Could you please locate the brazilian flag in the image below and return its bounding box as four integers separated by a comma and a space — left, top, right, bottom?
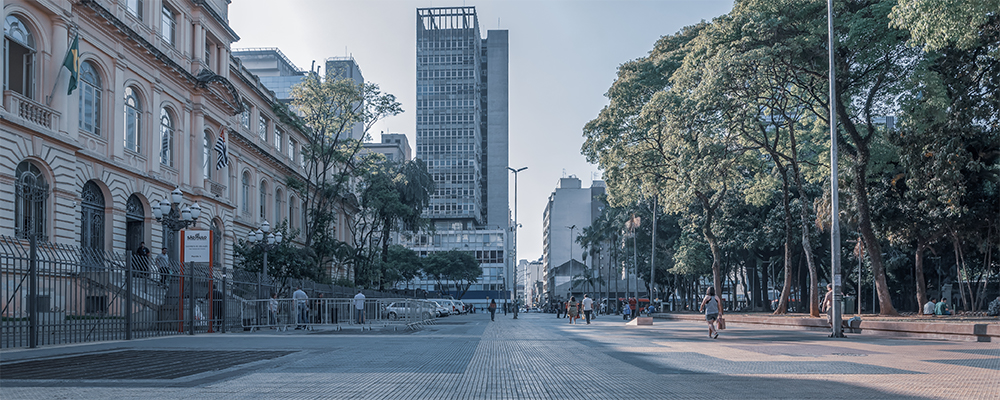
62, 34, 79, 95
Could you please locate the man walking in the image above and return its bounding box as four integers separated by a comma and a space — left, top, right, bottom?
292, 287, 308, 329
155, 247, 170, 284
582, 294, 594, 324
354, 290, 366, 324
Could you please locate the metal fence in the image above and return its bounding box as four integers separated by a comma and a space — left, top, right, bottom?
241, 298, 438, 331
0, 235, 433, 349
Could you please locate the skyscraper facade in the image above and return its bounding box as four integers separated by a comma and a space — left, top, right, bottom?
405, 7, 510, 309
416, 7, 508, 229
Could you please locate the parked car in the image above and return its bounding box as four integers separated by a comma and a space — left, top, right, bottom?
432, 299, 461, 315
383, 301, 433, 321
428, 301, 450, 317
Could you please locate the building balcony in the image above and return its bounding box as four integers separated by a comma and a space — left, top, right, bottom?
4, 90, 60, 131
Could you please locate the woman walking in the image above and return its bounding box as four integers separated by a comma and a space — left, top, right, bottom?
567, 296, 580, 324
699, 287, 723, 339
488, 298, 497, 321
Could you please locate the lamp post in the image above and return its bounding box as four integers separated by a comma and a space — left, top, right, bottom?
827, 0, 844, 338
248, 221, 282, 328
152, 188, 201, 334
508, 166, 526, 319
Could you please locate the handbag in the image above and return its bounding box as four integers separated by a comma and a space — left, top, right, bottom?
717, 316, 726, 330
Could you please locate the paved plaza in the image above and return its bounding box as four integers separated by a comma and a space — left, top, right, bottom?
1, 313, 998, 399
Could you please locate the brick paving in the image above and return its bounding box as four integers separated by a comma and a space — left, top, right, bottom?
1, 313, 998, 399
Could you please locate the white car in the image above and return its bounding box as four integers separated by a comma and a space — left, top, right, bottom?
432, 299, 461, 315
428, 301, 450, 317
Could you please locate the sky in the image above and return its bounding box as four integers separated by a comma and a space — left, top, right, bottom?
229, 0, 735, 262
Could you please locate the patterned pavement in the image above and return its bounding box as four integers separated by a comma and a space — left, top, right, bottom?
1, 312, 998, 399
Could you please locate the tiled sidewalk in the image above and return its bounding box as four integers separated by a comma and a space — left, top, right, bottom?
1, 313, 997, 399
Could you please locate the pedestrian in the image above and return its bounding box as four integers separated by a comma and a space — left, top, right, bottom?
155, 247, 170, 284
628, 297, 637, 319
268, 292, 279, 328
293, 287, 308, 329
987, 296, 1000, 317
354, 290, 366, 324
133, 241, 151, 278
935, 297, 952, 315
207, 283, 224, 331
582, 294, 593, 324
699, 286, 723, 339
622, 302, 631, 321
820, 283, 834, 326
488, 298, 497, 321
923, 298, 937, 316
567, 296, 579, 324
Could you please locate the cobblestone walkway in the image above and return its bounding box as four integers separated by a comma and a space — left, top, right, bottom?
1, 313, 998, 399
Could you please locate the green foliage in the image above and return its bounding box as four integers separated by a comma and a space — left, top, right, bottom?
233, 223, 325, 284
890, 0, 1000, 51
423, 250, 482, 299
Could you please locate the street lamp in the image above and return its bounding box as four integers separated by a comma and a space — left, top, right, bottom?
152, 187, 201, 233
248, 220, 283, 293
248, 221, 282, 328
151, 187, 201, 334
508, 166, 526, 319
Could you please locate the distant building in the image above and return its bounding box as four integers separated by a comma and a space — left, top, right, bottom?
232, 48, 307, 102
325, 57, 365, 141
361, 133, 412, 163
542, 177, 608, 301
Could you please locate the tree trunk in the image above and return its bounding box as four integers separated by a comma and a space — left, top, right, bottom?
789, 138, 820, 317
914, 239, 930, 312
775, 172, 794, 315
852, 158, 898, 315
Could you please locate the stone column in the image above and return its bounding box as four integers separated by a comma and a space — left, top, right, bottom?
50, 19, 70, 134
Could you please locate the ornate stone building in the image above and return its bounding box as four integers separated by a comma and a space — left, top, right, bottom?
0, 0, 350, 280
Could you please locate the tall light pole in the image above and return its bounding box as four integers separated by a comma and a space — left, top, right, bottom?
828, 0, 844, 338
508, 167, 526, 319
152, 188, 202, 335
248, 221, 282, 328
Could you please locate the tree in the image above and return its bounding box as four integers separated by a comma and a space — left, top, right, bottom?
287, 73, 402, 279
351, 158, 434, 289
382, 244, 424, 290
583, 23, 742, 298
423, 250, 482, 299
234, 223, 322, 287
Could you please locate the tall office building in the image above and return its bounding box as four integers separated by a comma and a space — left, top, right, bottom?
326, 57, 366, 141
402, 7, 510, 309
416, 7, 508, 229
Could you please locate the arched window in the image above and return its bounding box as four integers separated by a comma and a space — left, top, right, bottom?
159, 108, 174, 166
275, 188, 283, 224
15, 161, 48, 240
259, 180, 268, 221
203, 130, 212, 180
80, 61, 102, 135
4, 15, 36, 98
123, 87, 141, 152
80, 181, 105, 252
241, 171, 251, 216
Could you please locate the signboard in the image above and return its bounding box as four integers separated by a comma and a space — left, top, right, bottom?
182, 230, 211, 262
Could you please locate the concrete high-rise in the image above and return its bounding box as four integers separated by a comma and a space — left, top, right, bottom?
399, 7, 510, 309
416, 7, 508, 229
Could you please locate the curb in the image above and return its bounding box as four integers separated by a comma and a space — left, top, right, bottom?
654, 313, 999, 342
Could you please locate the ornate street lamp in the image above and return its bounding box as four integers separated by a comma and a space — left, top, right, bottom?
248, 221, 282, 327
152, 187, 201, 233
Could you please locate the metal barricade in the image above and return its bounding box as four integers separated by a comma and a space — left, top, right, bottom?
241, 298, 437, 331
